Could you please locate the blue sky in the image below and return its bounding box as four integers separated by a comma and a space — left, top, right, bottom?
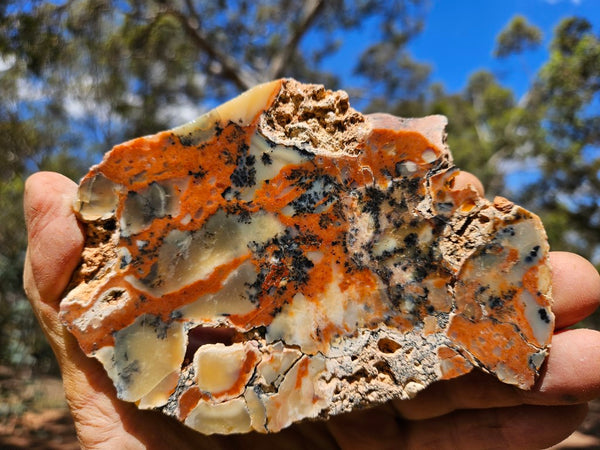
320, 0, 599, 99
409, 0, 599, 96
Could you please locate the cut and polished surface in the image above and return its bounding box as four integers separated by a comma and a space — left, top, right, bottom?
60, 79, 554, 434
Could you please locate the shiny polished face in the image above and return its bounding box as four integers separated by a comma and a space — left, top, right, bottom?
61, 79, 554, 435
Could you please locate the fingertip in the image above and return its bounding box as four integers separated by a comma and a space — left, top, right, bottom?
504, 403, 589, 449
24, 171, 79, 237
24, 171, 84, 306
550, 252, 600, 329
407, 403, 588, 450
532, 329, 600, 404
25, 170, 78, 199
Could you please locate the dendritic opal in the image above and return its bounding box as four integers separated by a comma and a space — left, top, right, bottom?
60, 79, 554, 435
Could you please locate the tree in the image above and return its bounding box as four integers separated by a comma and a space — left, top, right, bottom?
0, 0, 430, 372
408, 71, 522, 197
500, 18, 600, 266
1, 0, 429, 151
493, 15, 542, 58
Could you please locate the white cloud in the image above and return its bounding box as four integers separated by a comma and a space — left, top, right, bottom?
496, 156, 541, 175
157, 94, 208, 127
61, 75, 111, 121
0, 54, 16, 72
15, 78, 45, 102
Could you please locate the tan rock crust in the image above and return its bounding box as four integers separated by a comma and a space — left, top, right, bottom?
259, 79, 366, 155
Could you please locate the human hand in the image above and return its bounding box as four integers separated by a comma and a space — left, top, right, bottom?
23, 171, 600, 449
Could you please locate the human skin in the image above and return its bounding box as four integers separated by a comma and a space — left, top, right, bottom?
23, 171, 600, 449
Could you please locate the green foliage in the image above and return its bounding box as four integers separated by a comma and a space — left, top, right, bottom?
0, 175, 57, 372
494, 15, 542, 58
520, 18, 600, 264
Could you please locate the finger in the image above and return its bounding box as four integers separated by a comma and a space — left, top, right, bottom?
326, 403, 409, 448
21, 172, 125, 422
549, 251, 600, 329
407, 403, 588, 450
524, 329, 600, 404
453, 170, 485, 196
23, 171, 84, 307
394, 371, 523, 421
23, 171, 85, 375
327, 401, 587, 450
394, 328, 600, 420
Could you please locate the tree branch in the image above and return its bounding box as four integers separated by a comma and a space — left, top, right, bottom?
183, 0, 201, 28
268, 0, 326, 80
162, 8, 261, 91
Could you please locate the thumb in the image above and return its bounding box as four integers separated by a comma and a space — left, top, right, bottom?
24, 171, 84, 307
23, 171, 85, 368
